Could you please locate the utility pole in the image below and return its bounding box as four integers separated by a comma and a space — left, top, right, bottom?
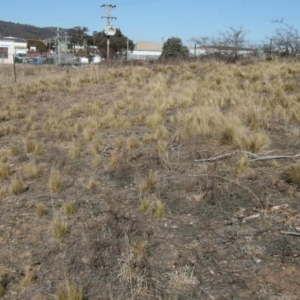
55, 27, 61, 65
126, 38, 129, 60
101, 4, 116, 62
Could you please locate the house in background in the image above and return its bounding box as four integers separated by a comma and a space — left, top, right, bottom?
0, 37, 27, 64
127, 41, 163, 61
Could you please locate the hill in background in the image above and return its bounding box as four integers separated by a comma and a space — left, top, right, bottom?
0, 20, 66, 39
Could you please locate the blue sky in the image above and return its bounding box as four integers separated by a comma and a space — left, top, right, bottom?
1, 0, 299, 46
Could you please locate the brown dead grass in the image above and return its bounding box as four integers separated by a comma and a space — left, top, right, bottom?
1, 59, 300, 299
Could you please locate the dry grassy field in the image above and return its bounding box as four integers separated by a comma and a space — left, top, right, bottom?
1, 58, 300, 299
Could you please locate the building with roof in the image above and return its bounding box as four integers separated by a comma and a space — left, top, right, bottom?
0, 37, 27, 64
127, 41, 163, 61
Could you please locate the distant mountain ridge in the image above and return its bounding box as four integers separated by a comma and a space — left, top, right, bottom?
0, 20, 68, 39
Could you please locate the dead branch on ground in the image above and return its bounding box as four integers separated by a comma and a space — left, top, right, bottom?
194, 150, 300, 163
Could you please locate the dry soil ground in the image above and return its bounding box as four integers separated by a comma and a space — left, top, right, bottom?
0, 60, 300, 299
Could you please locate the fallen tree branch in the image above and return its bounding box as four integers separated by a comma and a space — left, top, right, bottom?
194, 150, 300, 163
250, 153, 300, 162
194, 152, 237, 162
280, 231, 300, 237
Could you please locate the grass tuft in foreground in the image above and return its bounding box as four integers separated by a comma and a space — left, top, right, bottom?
20, 270, 35, 288
36, 203, 46, 218
52, 217, 69, 240
282, 162, 300, 186
0, 164, 11, 179
140, 170, 158, 191
56, 280, 85, 300
11, 176, 25, 195
49, 168, 63, 193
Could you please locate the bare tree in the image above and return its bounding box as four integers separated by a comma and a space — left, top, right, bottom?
271, 19, 300, 57
218, 27, 248, 58
192, 27, 248, 61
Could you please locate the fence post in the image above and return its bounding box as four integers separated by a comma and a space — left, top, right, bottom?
13, 55, 16, 83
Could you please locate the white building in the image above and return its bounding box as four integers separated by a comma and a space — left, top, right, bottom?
127, 41, 163, 60
0, 37, 27, 64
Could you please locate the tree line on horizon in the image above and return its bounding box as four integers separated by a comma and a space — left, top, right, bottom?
1, 19, 299, 60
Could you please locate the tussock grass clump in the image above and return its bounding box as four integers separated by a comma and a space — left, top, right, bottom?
220, 126, 236, 145
63, 201, 77, 216
0, 186, 7, 197
140, 170, 158, 191
36, 203, 46, 218
282, 162, 300, 186
90, 137, 102, 155
142, 133, 155, 145
69, 139, 85, 159
0, 283, 4, 297
146, 113, 163, 128
92, 156, 102, 167
114, 136, 125, 150
235, 153, 250, 174
0, 152, 8, 163
0, 164, 11, 179
139, 197, 152, 214
153, 125, 169, 140
53, 217, 69, 240
23, 137, 36, 153
24, 162, 42, 179
109, 151, 119, 168
34, 143, 44, 156
154, 199, 165, 219
157, 140, 168, 154
11, 176, 25, 195
239, 131, 270, 153
10, 145, 20, 156
87, 178, 97, 190
68, 145, 82, 159
168, 265, 198, 290
56, 280, 85, 300
49, 168, 63, 193
132, 241, 146, 258
127, 136, 140, 151
139, 197, 165, 218
21, 270, 35, 288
